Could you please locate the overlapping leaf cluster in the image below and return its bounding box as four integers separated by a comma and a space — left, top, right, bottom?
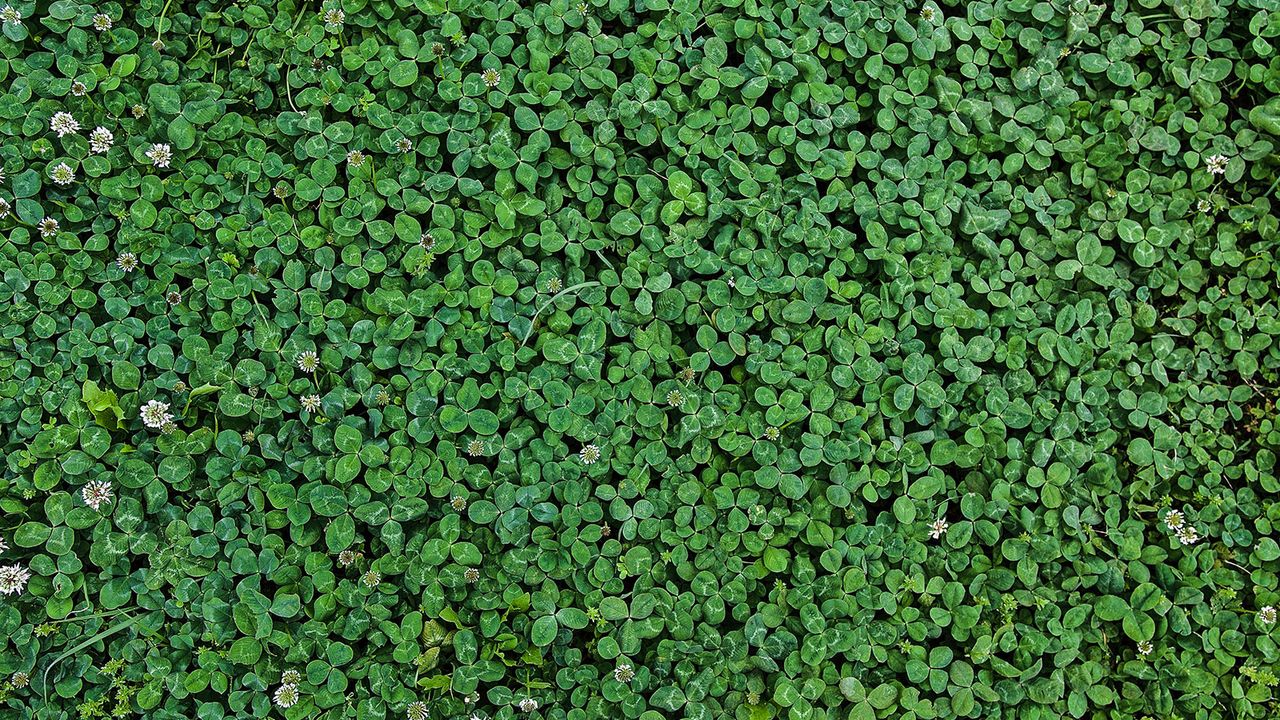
2, 0, 1280, 718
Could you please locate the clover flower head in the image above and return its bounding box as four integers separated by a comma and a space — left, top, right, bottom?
274, 683, 300, 709
419, 231, 436, 250
579, 444, 601, 465
0, 535, 6, 553
1176, 525, 1200, 546
50, 112, 80, 137
577, 0, 588, 12
0, 198, 9, 219
1197, 199, 1212, 213
297, 351, 319, 373
1205, 154, 1229, 175
361, 570, 381, 588
323, 7, 345, 32
1261, 606, 1277, 625
301, 395, 322, 412
10, 671, 28, 688
1137, 640, 1153, 656
281, 670, 302, 685
146, 143, 172, 168
337, 550, 359, 567
39, 217, 60, 237
451, 496, 467, 511
71, 81, 87, 97
464, 567, 481, 583
131, 104, 146, 118
666, 389, 684, 408
92, 13, 112, 31
432, 42, 446, 57
82, 481, 114, 511
396, 138, 413, 153
50, 163, 75, 186
90, 127, 114, 153
482, 68, 502, 89
116, 252, 138, 272
929, 518, 949, 540
466, 439, 485, 456
407, 701, 430, 720
0, 5, 21, 26
346, 150, 366, 167
764, 426, 780, 441
167, 290, 182, 305
518, 698, 538, 713
376, 389, 391, 406
1163, 509, 1185, 531
140, 399, 172, 429
0, 564, 31, 595
546, 276, 562, 293
920, 6, 936, 20
614, 664, 635, 682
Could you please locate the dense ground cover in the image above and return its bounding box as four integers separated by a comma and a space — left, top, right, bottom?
1, 0, 1280, 719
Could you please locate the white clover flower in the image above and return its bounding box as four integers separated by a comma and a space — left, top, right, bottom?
1197, 199, 1212, 214
727, 275, 736, 288
1176, 525, 1200, 546
396, 138, 413, 153
0, 5, 21, 26
482, 68, 502, 89
929, 518, 949, 540
518, 698, 538, 713
274, 683, 300, 709
1261, 606, 1277, 625
146, 143, 172, 168
0, 564, 31, 595
0, 535, 7, 553
614, 663, 635, 682
666, 389, 684, 407
764, 426, 780, 441
464, 567, 480, 583
281, 670, 302, 685
1163, 509, 1185, 530
140, 399, 172, 429
39, 217, 59, 237
296, 351, 319, 373
407, 701, 430, 720
546, 276, 562, 293
920, 6, 936, 20
323, 7, 345, 32
166, 290, 182, 305
361, 570, 381, 588
10, 671, 28, 688
451, 495, 467, 511
0, 198, 10, 219
419, 231, 436, 251
50, 112, 80, 137
92, 13, 112, 31
50, 162, 75, 186
116, 252, 138, 272
466, 439, 485, 456
82, 480, 114, 511
301, 394, 322, 412
90, 127, 114, 154
70, 81, 87, 97
1205, 154, 1229, 175
346, 150, 366, 167
579, 444, 601, 465
1137, 640, 1153, 656
576, 0, 588, 13
337, 549, 360, 567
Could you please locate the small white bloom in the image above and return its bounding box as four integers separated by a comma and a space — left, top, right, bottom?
70, 80, 87, 97
0, 198, 10, 219
518, 698, 538, 713
666, 389, 684, 407
0, 535, 7, 553
1137, 640, 1153, 656
274, 683, 300, 709
727, 276, 735, 288
1205, 154, 1229, 175
419, 231, 436, 251
323, 7, 345, 32
50, 162, 75, 186
466, 439, 485, 456
1197, 199, 1212, 213
92, 13, 112, 31
296, 351, 319, 373
464, 567, 480, 583
0, 564, 31, 595
90, 126, 114, 154
82, 480, 114, 511
1176, 525, 1200, 546
9, 671, 28, 688
613, 663, 635, 682
1163, 509, 1184, 530
281, 670, 302, 685
920, 6, 936, 20
50, 112, 80, 137
579, 444, 601, 465
116, 252, 138, 272
407, 701, 430, 720
362, 570, 381, 588
396, 138, 413, 153
0, 5, 21, 26
929, 518, 949, 540
39, 217, 59, 237
301, 394, 322, 412
146, 143, 172, 169
482, 68, 502, 89
140, 399, 172, 429
1261, 606, 1277, 625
